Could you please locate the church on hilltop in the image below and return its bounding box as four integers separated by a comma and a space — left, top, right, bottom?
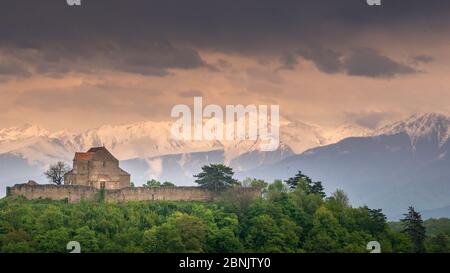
64, 147, 131, 190
7, 146, 261, 203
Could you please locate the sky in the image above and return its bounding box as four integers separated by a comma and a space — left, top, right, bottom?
1, 0, 450, 132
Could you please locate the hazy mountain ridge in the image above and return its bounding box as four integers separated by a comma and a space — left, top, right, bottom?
239, 113, 450, 219
2, 113, 450, 219
0, 118, 367, 165
0, 118, 367, 196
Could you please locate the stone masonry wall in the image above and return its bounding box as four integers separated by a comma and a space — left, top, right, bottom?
6, 184, 261, 203
7, 184, 98, 203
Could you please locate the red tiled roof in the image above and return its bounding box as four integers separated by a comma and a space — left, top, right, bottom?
74, 152, 94, 161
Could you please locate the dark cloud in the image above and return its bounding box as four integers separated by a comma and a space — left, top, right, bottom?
345, 111, 393, 129
0, 41, 206, 77
2, 1, 449, 50
343, 48, 417, 78
0, 0, 448, 77
0, 58, 31, 78
106, 42, 206, 76
278, 53, 299, 70
296, 47, 416, 78
298, 47, 343, 74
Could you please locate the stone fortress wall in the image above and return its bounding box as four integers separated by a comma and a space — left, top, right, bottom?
6, 183, 261, 203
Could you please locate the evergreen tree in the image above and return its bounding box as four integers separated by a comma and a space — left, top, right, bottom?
367, 207, 387, 235
285, 171, 326, 198
194, 164, 238, 192
310, 181, 326, 198
401, 206, 426, 252
284, 171, 312, 190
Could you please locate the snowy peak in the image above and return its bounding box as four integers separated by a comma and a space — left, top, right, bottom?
59, 120, 223, 160
375, 113, 450, 147
0, 117, 376, 164
320, 123, 373, 144
0, 124, 50, 142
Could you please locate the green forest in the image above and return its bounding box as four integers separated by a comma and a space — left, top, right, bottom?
0, 166, 449, 253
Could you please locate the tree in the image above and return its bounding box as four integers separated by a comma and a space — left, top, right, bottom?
207, 227, 243, 253
304, 206, 343, 252
284, 171, 312, 190
240, 177, 253, 188
245, 214, 299, 252
366, 207, 387, 235
401, 206, 426, 252
44, 161, 69, 185
161, 181, 176, 187
143, 223, 184, 253
310, 181, 326, 198
428, 233, 449, 253
284, 171, 325, 198
1, 174, 437, 254
250, 179, 268, 190
73, 226, 99, 252
239, 178, 268, 196
144, 179, 161, 188
171, 213, 207, 252
194, 164, 238, 192
330, 189, 350, 208
266, 180, 288, 200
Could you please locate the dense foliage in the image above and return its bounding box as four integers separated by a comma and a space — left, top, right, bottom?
0, 170, 449, 253
391, 217, 450, 253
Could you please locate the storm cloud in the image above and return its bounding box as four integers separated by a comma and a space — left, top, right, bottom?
0, 0, 449, 131
295, 47, 417, 78
343, 48, 417, 78
0, 0, 448, 78
298, 47, 343, 74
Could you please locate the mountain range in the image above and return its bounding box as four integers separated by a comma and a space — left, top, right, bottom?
0, 118, 366, 189
240, 113, 450, 218
1, 113, 450, 219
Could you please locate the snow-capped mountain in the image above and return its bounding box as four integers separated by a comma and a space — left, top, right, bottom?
2, 112, 450, 217
0, 124, 72, 163
3, 112, 450, 218
0, 124, 49, 142
0, 117, 369, 195
240, 113, 450, 219
0, 118, 363, 165
375, 113, 450, 149
322, 123, 373, 144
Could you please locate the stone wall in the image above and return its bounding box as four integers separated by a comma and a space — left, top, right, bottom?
105, 186, 216, 202
7, 184, 98, 203
6, 183, 261, 203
